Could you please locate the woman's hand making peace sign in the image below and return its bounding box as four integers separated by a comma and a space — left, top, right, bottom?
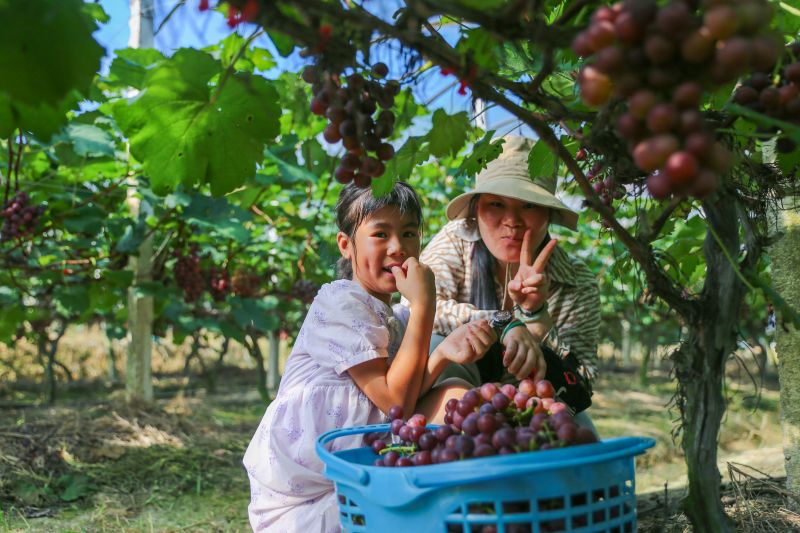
507, 229, 558, 312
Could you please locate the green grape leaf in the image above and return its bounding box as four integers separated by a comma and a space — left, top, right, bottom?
428, 110, 471, 158
528, 140, 558, 187
0, 93, 13, 138
89, 284, 119, 314
777, 145, 800, 174
182, 194, 252, 240
372, 174, 398, 197
216, 32, 265, 72
112, 48, 281, 196
58, 123, 116, 158
0, 304, 24, 344
10, 91, 82, 141
0, 0, 102, 106
107, 48, 165, 89
263, 147, 317, 184
231, 297, 279, 332
54, 285, 90, 318
456, 131, 504, 177
81, 2, 110, 23
268, 31, 296, 57
114, 220, 147, 254
456, 28, 499, 72
251, 48, 276, 71
63, 205, 107, 236
384, 136, 429, 182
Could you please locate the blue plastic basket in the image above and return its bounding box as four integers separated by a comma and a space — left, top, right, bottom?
317, 424, 654, 533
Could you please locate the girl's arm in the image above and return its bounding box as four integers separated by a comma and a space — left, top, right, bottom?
403, 224, 492, 335
348, 258, 435, 417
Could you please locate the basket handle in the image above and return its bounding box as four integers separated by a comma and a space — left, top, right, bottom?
317, 424, 392, 486
406, 437, 655, 489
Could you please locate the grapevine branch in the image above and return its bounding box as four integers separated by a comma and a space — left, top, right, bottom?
254, 0, 700, 319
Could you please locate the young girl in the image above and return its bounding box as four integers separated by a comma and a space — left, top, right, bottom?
243, 182, 495, 532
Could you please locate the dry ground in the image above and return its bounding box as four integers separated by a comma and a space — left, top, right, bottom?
0, 328, 796, 532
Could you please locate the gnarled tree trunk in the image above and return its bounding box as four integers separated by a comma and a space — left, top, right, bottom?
677, 195, 751, 532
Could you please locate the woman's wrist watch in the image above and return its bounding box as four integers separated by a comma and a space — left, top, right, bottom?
490, 310, 525, 342
490, 310, 513, 338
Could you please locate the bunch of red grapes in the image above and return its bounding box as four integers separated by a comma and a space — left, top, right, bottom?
208, 266, 231, 302
232, 268, 261, 298
574, 0, 778, 200
734, 42, 800, 155
291, 279, 318, 305
174, 247, 205, 302
365, 379, 597, 467
302, 63, 399, 187
0, 192, 45, 242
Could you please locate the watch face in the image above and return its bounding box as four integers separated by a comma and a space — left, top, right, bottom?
494, 310, 513, 322
491, 310, 513, 327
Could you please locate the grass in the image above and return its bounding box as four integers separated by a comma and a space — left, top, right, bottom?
0, 331, 788, 532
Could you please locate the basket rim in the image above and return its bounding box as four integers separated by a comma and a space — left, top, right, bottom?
317, 423, 655, 483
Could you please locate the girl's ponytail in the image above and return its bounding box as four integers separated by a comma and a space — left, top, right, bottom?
336, 257, 353, 280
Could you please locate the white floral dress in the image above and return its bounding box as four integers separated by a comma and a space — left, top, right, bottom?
243, 279, 409, 532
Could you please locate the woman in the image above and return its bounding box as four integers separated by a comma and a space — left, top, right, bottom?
412, 136, 601, 427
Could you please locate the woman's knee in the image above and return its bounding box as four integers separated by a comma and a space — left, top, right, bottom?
416, 379, 473, 424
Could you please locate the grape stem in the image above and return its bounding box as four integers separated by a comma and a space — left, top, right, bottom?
210, 27, 264, 105
380, 444, 416, 455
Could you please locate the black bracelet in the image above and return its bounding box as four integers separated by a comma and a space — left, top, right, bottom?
514, 302, 549, 322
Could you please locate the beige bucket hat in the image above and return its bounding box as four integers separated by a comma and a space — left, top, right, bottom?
446, 135, 578, 231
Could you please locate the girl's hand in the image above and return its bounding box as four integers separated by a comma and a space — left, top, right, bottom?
393, 257, 435, 307
507, 230, 557, 313
501, 325, 546, 381
435, 320, 496, 365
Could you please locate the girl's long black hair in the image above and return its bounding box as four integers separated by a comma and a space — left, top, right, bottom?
335, 182, 423, 279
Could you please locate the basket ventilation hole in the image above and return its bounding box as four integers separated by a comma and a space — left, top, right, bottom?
467, 502, 496, 515
351, 514, 366, 526
502, 500, 530, 514
570, 493, 588, 507
610, 527, 621, 533
539, 518, 566, 532
571, 514, 588, 528
592, 488, 605, 502
609, 485, 621, 498
502, 525, 532, 533
610, 505, 621, 519
570, 492, 589, 507
537, 496, 564, 511
592, 509, 606, 523
624, 522, 634, 533
348, 499, 358, 508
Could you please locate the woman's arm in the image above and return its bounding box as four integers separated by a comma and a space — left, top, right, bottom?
550, 271, 601, 379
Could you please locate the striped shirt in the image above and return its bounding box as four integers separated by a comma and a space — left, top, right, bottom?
407, 219, 601, 379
